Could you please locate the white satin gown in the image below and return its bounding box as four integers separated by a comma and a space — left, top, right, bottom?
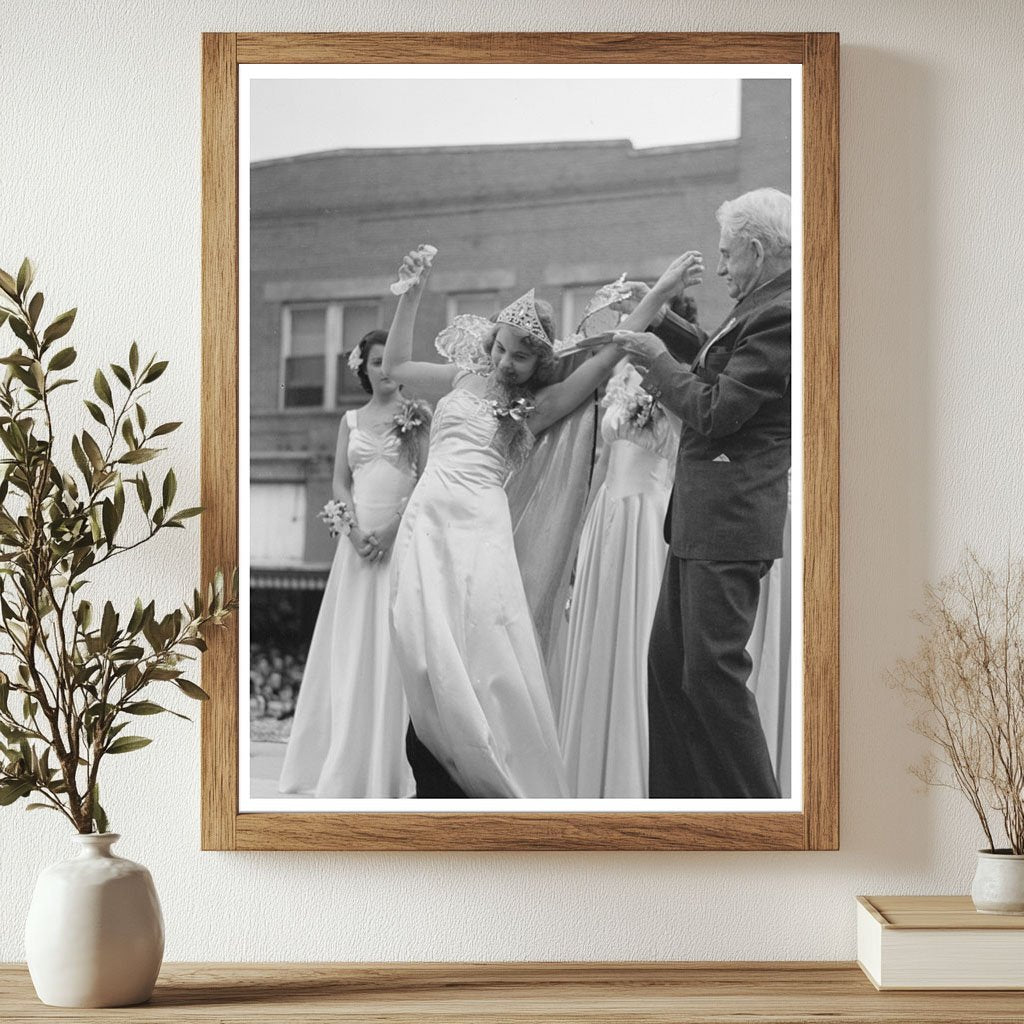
389, 376, 569, 798
278, 410, 417, 798
558, 366, 678, 798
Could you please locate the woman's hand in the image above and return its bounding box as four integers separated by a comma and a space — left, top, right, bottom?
395, 246, 435, 296
348, 526, 377, 559
609, 281, 651, 314
651, 250, 704, 300
614, 330, 668, 367
370, 517, 401, 558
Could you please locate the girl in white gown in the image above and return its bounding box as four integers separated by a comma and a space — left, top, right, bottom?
558, 361, 678, 798
383, 247, 702, 798
279, 331, 429, 798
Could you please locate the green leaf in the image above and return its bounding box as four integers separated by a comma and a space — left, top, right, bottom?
129, 342, 139, 375
0, 779, 33, 805
124, 701, 169, 715
26, 803, 61, 813
110, 363, 131, 389
101, 498, 117, 546
0, 269, 18, 300
105, 735, 152, 755
176, 679, 210, 701
48, 346, 77, 371
0, 310, 10, 330
83, 400, 107, 427
8, 317, 32, 345
136, 473, 152, 513
76, 600, 93, 630
71, 435, 92, 482
16, 258, 34, 298
117, 448, 158, 465
150, 421, 182, 438
136, 404, 147, 432
162, 468, 176, 508
100, 601, 117, 647
91, 785, 108, 834
81, 431, 105, 472
93, 369, 113, 409
169, 507, 203, 524
142, 360, 169, 383
121, 418, 137, 450
114, 475, 125, 520
27, 292, 43, 328
42, 308, 77, 344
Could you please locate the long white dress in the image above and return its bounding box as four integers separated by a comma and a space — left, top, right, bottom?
389, 377, 569, 798
558, 365, 678, 798
278, 410, 417, 798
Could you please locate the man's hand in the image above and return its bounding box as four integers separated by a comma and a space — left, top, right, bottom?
651, 251, 704, 301
614, 330, 669, 366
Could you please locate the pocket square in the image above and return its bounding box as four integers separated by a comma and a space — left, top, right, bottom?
712, 453, 731, 463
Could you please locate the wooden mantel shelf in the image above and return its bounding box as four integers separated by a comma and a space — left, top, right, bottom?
3, 962, 1024, 1022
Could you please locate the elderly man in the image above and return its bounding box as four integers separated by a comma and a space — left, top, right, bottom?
616, 187, 791, 799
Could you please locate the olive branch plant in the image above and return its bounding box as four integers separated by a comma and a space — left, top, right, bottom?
0, 259, 236, 834
893, 551, 1024, 854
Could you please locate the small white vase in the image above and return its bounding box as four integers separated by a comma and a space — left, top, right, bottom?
25, 833, 164, 1007
971, 849, 1024, 915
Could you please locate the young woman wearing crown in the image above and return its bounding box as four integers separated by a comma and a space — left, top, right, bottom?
383, 246, 702, 798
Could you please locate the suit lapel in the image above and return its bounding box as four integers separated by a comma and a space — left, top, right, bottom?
694, 269, 791, 370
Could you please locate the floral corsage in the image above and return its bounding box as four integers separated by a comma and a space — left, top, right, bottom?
604, 364, 664, 432
391, 398, 432, 472
489, 396, 536, 423
318, 499, 356, 538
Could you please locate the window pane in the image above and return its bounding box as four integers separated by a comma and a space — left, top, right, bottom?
338, 303, 381, 401
341, 303, 380, 351
250, 483, 306, 564
289, 307, 327, 357
284, 355, 323, 407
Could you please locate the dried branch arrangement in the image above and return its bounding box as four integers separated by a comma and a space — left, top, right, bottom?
894, 551, 1024, 853
0, 259, 236, 833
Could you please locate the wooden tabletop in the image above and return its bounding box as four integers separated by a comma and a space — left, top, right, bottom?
3, 962, 1024, 1022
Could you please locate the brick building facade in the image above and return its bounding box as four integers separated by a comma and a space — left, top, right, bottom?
248, 79, 790, 592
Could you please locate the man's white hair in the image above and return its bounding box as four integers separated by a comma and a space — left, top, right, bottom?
716, 188, 792, 259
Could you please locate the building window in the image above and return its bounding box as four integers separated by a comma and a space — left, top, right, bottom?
250, 482, 306, 564
335, 302, 382, 404
445, 291, 500, 324
281, 300, 382, 410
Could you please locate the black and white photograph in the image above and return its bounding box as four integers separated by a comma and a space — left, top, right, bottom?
240, 65, 802, 811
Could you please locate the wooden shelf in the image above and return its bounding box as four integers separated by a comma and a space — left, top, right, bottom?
3, 962, 1024, 1022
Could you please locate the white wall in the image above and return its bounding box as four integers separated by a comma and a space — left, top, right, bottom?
2, 0, 1022, 961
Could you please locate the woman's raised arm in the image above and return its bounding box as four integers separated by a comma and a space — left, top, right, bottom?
382, 249, 459, 401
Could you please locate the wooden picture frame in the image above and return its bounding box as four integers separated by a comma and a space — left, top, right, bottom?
201, 32, 839, 851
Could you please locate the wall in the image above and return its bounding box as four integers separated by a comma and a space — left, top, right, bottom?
2, 0, 1022, 962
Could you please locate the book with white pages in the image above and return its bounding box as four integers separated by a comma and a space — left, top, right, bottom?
857, 895, 1024, 990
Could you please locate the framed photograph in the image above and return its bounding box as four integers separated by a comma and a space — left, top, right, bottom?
201, 32, 839, 850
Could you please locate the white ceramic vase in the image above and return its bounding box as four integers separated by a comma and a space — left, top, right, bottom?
971, 850, 1024, 915
24, 833, 164, 1007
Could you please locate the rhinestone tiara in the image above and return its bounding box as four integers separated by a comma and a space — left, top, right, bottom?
495, 289, 551, 347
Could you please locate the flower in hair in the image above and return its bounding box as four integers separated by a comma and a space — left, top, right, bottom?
347, 347, 363, 373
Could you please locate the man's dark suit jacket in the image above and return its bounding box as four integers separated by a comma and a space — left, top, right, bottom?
644, 269, 791, 562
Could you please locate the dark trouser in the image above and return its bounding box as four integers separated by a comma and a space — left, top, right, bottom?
406, 723, 469, 799
648, 556, 781, 799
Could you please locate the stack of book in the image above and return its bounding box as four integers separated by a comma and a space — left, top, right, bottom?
857, 895, 1024, 990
